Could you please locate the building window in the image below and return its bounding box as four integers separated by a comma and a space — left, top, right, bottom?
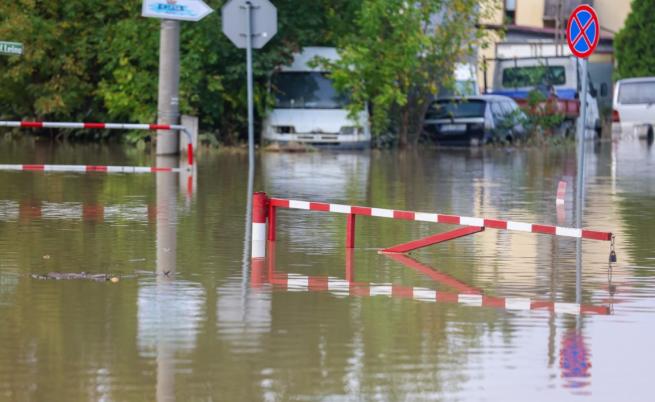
544, 0, 590, 27
505, 0, 516, 24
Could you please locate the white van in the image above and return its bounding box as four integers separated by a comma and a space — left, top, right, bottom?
262, 47, 371, 149
612, 77, 655, 140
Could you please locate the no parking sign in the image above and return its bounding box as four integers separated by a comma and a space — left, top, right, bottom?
567, 5, 600, 59
567, 4, 600, 228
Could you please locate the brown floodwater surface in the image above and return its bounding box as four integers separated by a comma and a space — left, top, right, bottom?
0, 138, 654, 401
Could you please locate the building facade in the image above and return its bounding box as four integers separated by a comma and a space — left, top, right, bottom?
478, 0, 633, 109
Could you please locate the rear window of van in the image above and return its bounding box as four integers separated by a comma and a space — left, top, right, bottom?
619, 81, 655, 105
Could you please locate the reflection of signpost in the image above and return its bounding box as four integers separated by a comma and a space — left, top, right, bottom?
0, 41, 23, 56
141, 0, 214, 156
222, 0, 277, 173
567, 4, 599, 230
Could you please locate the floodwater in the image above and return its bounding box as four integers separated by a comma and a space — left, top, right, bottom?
0, 137, 653, 402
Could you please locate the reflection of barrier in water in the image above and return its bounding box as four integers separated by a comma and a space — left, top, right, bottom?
0, 200, 159, 223
254, 245, 610, 316
251, 193, 614, 259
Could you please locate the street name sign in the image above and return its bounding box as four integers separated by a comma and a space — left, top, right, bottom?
0, 41, 23, 56
222, 0, 277, 49
567, 4, 599, 59
142, 0, 213, 22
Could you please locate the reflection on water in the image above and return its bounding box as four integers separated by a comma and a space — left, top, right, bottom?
0, 138, 654, 401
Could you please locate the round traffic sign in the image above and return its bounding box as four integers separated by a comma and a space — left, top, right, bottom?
567, 5, 600, 59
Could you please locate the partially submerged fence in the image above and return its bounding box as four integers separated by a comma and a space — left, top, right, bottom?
251, 192, 614, 259
0, 121, 194, 171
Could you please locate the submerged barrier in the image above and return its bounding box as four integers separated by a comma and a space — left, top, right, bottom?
0, 120, 194, 170
252, 246, 610, 316
251, 192, 614, 259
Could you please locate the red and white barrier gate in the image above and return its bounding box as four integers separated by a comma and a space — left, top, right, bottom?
250, 192, 614, 258
0, 121, 194, 171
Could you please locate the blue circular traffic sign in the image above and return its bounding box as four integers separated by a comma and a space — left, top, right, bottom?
567, 5, 600, 59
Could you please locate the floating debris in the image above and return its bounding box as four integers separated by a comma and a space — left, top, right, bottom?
31, 272, 120, 282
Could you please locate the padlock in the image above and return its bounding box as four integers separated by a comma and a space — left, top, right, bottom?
609, 250, 617, 263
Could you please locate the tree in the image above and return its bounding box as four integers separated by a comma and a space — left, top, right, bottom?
614, 0, 655, 79
0, 0, 361, 143
322, 0, 496, 148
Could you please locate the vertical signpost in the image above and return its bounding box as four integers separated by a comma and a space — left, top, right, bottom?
222, 0, 276, 271
142, 0, 214, 155
567, 4, 600, 229
567, 5, 600, 305
222, 0, 278, 171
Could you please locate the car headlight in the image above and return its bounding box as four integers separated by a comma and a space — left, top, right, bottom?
274, 126, 295, 134
340, 126, 355, 135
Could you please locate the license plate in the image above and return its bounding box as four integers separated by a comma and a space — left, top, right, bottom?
440, 124, 466, 132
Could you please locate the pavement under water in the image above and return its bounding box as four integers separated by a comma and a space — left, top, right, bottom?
0, 138, 653, 401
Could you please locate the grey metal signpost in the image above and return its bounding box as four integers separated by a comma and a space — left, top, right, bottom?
222, 0, 277, 170
142, 0, 213, 155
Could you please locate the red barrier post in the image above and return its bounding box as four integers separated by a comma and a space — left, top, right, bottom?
187, 143, 194, 166
346, 214, 356, 249
268, 204, 277, 241
252, 192, 268, 258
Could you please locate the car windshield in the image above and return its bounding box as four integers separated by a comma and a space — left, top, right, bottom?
619, 81, 655, 105
427, 100, 486, 119
502, 66, 566, 88
271, 72, 349, 109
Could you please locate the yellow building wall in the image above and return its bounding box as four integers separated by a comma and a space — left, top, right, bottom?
515, 0, 545, 28
594, 0, 632, 34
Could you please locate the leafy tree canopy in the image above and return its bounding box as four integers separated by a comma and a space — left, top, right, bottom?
0, 0, 359, 142
615, 0, 655, 79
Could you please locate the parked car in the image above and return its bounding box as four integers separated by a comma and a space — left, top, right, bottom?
423, 96, 526, 146
612, 77, 655, 140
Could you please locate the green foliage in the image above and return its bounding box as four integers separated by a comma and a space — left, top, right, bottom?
614, 0, 655, 79
321, 0, 496, 147
0, 0, 360, 143
523, 89, 565, 136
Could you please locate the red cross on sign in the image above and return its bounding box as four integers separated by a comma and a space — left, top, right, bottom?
567, 5, 600, 59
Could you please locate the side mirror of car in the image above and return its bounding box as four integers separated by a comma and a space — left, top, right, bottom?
589, 85, 598, 98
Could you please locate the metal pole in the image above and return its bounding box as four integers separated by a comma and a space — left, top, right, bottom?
575, 58, 589, 229
246, 1, 255, 171
157, 20, 181, 155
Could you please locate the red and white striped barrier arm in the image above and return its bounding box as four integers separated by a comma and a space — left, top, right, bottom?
0, 121, 180, 131
0, 120, 194, 166
0, 164, 179, 173
269, 198, 612, 241
264, 273, 610, 316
